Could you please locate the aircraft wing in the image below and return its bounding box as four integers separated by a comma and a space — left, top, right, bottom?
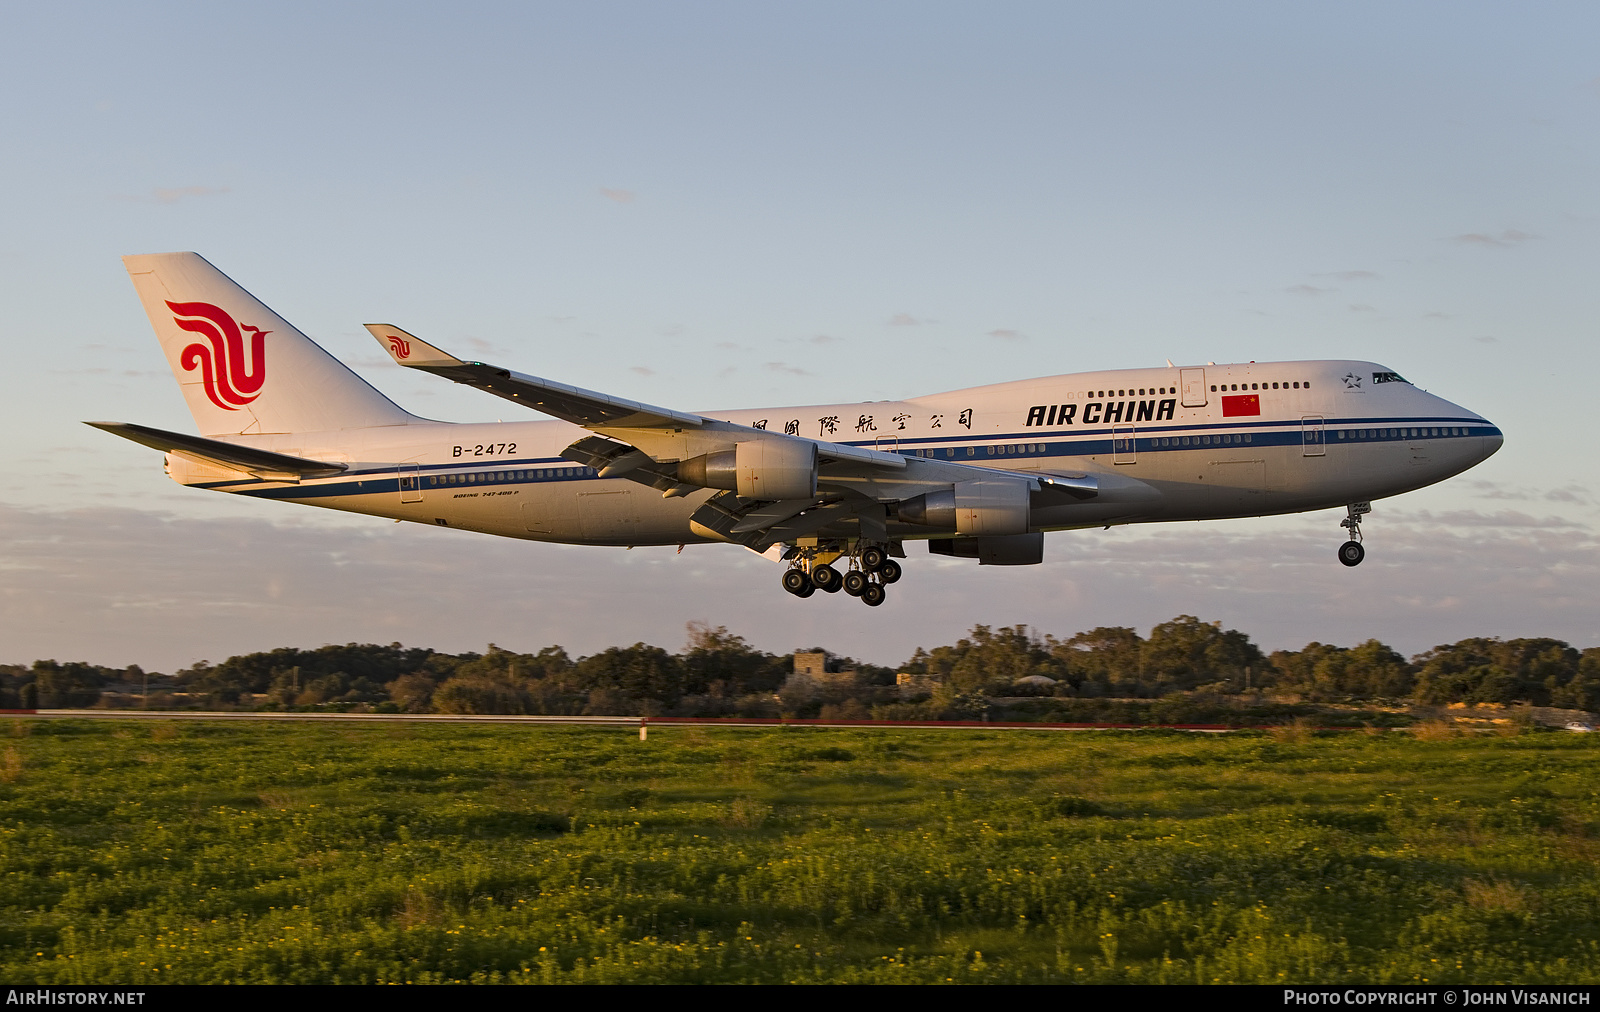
366, 325, 703, 429
366, 324, 906, 473
86, 422, 349, 480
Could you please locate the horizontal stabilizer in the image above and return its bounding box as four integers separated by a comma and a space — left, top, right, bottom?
86, 422, 349, 480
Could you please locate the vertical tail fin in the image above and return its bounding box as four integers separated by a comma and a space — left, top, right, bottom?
123, 253, 417, 436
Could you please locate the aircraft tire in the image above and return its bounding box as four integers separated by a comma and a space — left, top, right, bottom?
812, 565, 842, 593
843, 570, 868, 596
878, 559, 903, 584
782, 569, 814, 595
1338, 541, 1365, 567
861, 583, 886, 607
861, 546, 887, 572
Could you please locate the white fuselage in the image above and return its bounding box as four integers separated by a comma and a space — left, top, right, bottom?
165, 360, 1501, 548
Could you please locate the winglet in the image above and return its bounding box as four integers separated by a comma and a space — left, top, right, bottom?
365, 324, 466, 368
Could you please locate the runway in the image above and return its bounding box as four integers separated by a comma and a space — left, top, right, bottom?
4, 709, 1241, 732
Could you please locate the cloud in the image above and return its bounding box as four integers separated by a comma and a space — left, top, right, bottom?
1423, 312, 1451, 320
1284, 284, 1330, 296
154, 185, 227, 204
1347, 304, 1376, 313
628, 366, 656, 377
888, 314, 923, 326
986, 329, 1025, 341
807, 335, 839, 345
600, 188, 635, 203
1315, 271, 1381, 282
764, 362, 811, 376
115, 186, 230, 204
1473, 336, 1498, 343
1398, 509, 1584, 530
1544, 485, 1593, 505
1448, 230, 1538, 247
1467, 481, 1595, 507
1465, 479, 1528, 501
1, 503, 1597, 674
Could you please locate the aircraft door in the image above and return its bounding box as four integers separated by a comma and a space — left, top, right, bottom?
1180, 369, 1207, 407
1301, 415, 1326, 457
1112, 424, 1137, 464
397, 463, 422, 503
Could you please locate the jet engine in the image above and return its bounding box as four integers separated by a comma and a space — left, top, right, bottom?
898, 477, 1032, 536
678, 439, 818, 500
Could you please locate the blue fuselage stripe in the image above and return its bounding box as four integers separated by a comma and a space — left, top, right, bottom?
211, 417, 1500, 500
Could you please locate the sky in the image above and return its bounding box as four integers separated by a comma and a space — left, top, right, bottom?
1, 2, 1596, 671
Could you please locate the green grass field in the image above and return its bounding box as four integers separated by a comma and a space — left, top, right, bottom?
1, 718, 1597, 984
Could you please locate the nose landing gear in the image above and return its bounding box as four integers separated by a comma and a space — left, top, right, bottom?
1337, 502, 1371, 567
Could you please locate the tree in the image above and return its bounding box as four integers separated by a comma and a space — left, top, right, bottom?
905, 625, 1063, 692
1411, 637, 1579, 705
681, 623, 787, 696
1139, 616, 1263, 693
1271, 639, 1411, 699
572, 644, 686, 708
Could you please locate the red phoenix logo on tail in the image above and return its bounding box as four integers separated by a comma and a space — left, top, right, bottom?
387, 335, 411, 359
168, 301, 269, 411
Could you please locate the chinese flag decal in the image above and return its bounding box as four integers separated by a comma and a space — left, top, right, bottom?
1222, 394, 1260, 417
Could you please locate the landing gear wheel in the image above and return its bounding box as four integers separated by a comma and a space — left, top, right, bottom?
842, 570, 868, 596
861, 583, 886, 607
782, 569, 814, 596
860, 546, 887, 572
878, 559, 902, 584
1338, 540, 1365, 567
812, 565, 842, 593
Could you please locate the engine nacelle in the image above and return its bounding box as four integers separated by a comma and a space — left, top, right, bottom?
678, 440, 817, 500
899, 477, 1031, 536
928, 533, 1044, 566
736, 438, 817, 500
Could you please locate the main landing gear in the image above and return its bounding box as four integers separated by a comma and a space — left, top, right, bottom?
1337, 502, 1371, 567
782, 542, 901, 606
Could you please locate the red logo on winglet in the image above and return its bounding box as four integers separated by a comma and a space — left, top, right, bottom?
387, 335, 411, 359
168, 301, 268, 411
1222, 394, 1260, 417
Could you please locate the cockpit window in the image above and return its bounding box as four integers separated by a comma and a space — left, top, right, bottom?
1372, 371, 1409, 384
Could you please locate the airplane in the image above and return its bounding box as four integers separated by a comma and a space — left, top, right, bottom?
93, 252, 1504, 607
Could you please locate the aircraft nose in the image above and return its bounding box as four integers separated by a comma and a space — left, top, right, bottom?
1482, 427, 1504, 459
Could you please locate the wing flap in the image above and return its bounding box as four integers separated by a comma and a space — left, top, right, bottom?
559, 435, 701, 497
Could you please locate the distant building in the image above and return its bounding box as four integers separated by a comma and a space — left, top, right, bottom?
786, 651, 858, 694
